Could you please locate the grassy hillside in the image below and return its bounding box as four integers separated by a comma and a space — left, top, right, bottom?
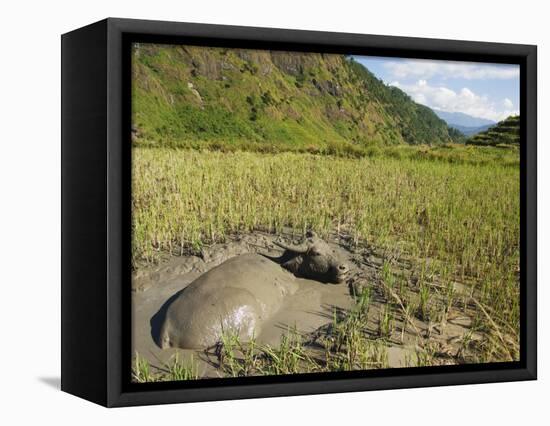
466, 115, 520, 147
132, 44, 460, 152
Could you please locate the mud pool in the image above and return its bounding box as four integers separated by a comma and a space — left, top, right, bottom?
132, 232, 482, 379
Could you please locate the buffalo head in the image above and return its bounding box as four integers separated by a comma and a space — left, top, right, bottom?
273, 231, 351, 284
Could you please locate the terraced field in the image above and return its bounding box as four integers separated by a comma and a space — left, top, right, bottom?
467, 115, 520, 147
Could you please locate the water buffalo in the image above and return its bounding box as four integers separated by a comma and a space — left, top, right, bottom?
158, 231, 351, 349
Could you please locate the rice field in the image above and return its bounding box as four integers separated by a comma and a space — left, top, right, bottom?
132, 146, 520, 369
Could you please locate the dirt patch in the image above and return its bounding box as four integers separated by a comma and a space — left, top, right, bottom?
132, 231, 485, 379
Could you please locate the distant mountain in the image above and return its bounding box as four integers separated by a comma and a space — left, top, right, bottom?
450, 123, 493, 136
466, 115, 520, 146
132, 45, 460, 151
434, 110, 496, 128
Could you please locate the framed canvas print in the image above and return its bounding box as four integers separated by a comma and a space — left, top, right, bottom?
61, 18, 537, 407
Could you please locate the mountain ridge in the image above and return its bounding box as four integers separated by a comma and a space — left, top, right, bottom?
449, 123, 493, 136
434, 110, 495, 128
132, 44, 461, 152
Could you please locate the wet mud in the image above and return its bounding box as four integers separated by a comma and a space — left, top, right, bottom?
132, 231, 483, 379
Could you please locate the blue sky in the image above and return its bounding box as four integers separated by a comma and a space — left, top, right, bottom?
353, 56, 520, 122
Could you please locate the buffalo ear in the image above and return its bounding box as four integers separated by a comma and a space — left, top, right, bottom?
305, 230, 317, 238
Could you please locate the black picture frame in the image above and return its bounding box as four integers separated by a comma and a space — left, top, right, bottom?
61, 17, 537, 407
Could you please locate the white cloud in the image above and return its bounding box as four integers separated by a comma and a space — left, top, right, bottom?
503, 98, 514, 109
390, 80, 518, 121
383, 59, 519, 81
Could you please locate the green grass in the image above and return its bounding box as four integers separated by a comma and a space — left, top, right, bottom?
132, 144, 520, 371
132, 352, 199, 382
165, 353, 199, 381
217, 326, 320, 377
212, 294, 389, 378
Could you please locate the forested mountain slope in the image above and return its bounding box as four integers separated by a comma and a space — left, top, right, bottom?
132, 44, 461, 152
